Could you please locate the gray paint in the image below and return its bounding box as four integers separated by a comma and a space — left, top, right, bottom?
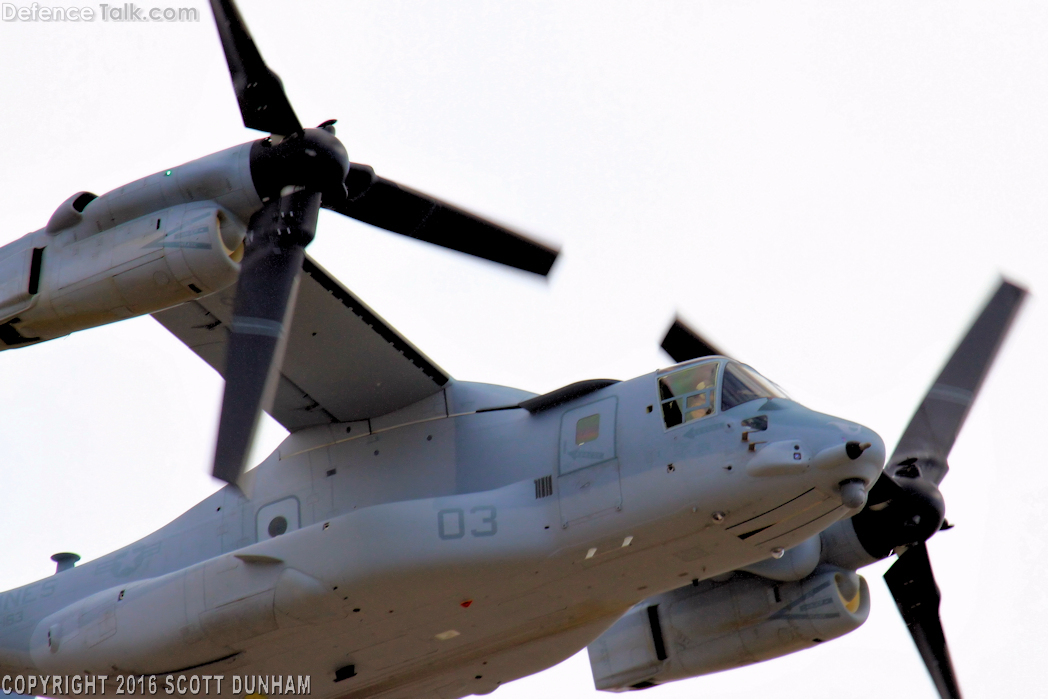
152, 254, 450, 431
0, 139, 888, 694
0, 365, 885, 699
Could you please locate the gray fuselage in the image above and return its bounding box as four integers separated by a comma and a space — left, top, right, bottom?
0, 373, 883, 698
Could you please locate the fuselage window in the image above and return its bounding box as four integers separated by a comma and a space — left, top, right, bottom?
268, 516, 288, 537
576, 414, 600, 445
658, 361, 718, 428
721, 362, 786, 411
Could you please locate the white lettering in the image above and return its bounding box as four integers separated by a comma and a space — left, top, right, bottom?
0, 3, 196, 21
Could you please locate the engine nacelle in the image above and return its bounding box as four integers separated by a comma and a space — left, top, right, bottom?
588, 567, 870, 692
0, 140, 262, 348
0, 202, 245, 347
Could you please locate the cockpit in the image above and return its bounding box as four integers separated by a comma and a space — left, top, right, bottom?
657, 359, 787, 429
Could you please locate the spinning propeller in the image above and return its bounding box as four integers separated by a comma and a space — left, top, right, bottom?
207, 0, 559, 486
662, 280, 1027, 699
661, 317, 725, 364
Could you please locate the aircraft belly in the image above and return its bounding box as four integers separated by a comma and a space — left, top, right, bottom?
25, 473, 663, 680
225, 481, 779, 694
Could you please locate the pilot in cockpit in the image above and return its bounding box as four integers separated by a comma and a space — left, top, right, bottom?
657, 360, 785, 429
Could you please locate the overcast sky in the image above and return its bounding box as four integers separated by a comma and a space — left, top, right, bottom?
0, 2, 1045, 697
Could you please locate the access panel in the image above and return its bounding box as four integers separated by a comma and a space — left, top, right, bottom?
558, 397, 622, 526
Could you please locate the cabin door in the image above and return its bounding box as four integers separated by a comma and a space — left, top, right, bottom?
557, 397, 622, 527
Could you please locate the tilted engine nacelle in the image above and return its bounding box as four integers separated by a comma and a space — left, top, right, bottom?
0, 202, 245, 347
0, 141, 262, 348
588, 567, 870, 692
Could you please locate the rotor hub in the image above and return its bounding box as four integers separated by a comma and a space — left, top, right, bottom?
249, 127, 350, 205
850, 467, 947, 559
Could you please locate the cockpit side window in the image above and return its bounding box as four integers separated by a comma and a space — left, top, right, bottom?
721, 362, 786, 411
658, 361, 718, 428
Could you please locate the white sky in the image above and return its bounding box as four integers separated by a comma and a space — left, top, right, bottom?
0, 2, 1045, 697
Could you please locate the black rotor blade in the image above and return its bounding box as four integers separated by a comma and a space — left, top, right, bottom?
325, 164, 559, 276
661, 317, 725, 363
884, 543, 963, 699
890, 279, 1026, 483
209, 0, 303, 136
213, 191, 321, 486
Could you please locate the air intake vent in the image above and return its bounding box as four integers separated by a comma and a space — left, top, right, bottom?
534, 475, 553, 499
646, 604, 668, 661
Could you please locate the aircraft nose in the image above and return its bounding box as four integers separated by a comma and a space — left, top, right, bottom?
738, 404, 886, 509
812, 423, 886, 509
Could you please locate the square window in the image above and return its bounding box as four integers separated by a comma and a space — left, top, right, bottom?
575, 414, 600, 445
686, 392, 709, 409
560, 397, 617, 474
686, 407, 712, 421
658, 363, 717, 401
658, 361, 720, 429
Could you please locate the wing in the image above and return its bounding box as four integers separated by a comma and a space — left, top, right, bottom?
152, 255, 449, 431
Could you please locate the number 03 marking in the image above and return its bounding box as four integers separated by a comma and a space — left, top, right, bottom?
437, 506, 498, 539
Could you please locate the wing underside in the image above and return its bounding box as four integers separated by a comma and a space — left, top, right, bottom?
152, 255, 449, 431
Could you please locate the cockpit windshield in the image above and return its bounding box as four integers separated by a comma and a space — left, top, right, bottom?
658, 361, 718, 428
657, 360, 787, 429
720, 362, 787, 411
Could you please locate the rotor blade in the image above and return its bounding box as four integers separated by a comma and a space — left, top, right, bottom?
209, 0, 303, 135
661, 317, 724, 363
890, 279, 1026, 483
326, 164, 559, 276
212, 192, 321, 485
884, 543, 963, 699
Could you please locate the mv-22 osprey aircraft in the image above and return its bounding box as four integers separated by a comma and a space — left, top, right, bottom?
0, 2, 1027, 698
